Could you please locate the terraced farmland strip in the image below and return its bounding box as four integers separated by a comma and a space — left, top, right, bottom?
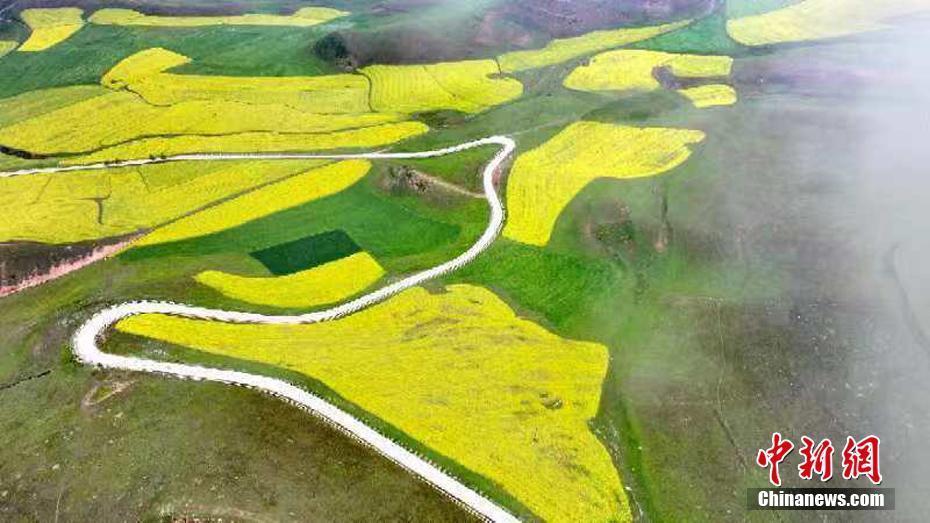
564, 49, 733, 94
0, 90, 406, 155
195, 252, 385, 308
89, 7, 347, 28
504, 121, 705, 246
68, 122, 430, 164
18, 8, 85, 52
362, 60, 523, 114
0, 85, 109, 128
497, 20, 690, 72
0, 159, 330, 243
0, 41, 16, 58
677, 84, 738, 108
726, 0, 930, 46
136, 160, 370, 247
100, 47, 192, 89
102, 48, 370, 112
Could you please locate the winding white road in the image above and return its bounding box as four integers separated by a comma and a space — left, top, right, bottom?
3, 137, 520, 522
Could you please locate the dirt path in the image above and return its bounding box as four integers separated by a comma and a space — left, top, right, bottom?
416, 169, 485, 198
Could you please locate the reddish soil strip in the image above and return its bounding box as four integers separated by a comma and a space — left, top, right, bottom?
0, 236, 137, 297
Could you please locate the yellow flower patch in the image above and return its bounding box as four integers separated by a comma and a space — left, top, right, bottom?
0, 85, 109, 128
727, 0, 930, 46
564, 49, 732, 94
677, 84, 738, 108
504, 121, 705, 246
497, 20, 690, 72
100, 47, 192, 90
136, 160, 370, 246
70, 122, 429, 163
0, 90, 404, 155
116, 284, 627, 522
361, 60, 523, 114
102, 48, 370, 113
0, 48, 424, 158
195, 252, 385, 308
89, 7, 347, 27
18, 8, 84, 52
0, 160, 328, 243
564, 50, 737, 108
0, 41, 17, 58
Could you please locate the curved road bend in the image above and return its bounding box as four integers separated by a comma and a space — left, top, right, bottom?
1, 137, 521, 522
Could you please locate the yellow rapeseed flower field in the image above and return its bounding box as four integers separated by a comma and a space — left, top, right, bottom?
71, 122, 429, 163
564, 49, 732, 93
0, 85, 108, 128
497, 20, 690, 72
564, 50, 737, 108
17, 8, 85, 52
0, 90, 404, 155
101, 47, 192, 89
105, 160, 332, 240
116, 284, 627, 522
102, 48, 371, 113
136, 160, 370, 246
727, 0, 930, 46
504, 121, 705, 246
678, 84, 738, 108
0, 160, 328, 243
89, 7, 347, 27
0, 173, 112, 242
0, 48, 428, 159
141, 72, 371, 112
195, 252, 385, 308
663, 54, 734, 78
0, 41, 16, 58
361, 60, 523, 114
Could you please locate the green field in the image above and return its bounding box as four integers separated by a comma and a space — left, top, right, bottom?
251, 229, 362, 275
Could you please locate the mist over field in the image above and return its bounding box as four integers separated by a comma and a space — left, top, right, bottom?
845, 18, 930, 517
709, 14, 930, 518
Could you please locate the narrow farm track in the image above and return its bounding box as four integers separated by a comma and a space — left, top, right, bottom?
0, 137, 520, 522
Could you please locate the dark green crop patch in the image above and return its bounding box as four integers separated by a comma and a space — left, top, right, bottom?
250, 229, 360, 275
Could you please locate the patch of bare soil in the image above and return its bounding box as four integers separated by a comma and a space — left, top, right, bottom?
379, 165, 483, 209
0, 233, 139, 297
